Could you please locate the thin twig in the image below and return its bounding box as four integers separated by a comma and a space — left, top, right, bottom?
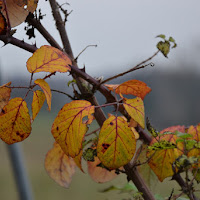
101, 50, 159, 84
85, 128, 100, 137
74, 44, 97, 62
51, 89, 74, 100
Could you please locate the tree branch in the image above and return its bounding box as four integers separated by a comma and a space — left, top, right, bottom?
101, 50, 159, 84
25, 14, 63, 50
0, 35, 37, 53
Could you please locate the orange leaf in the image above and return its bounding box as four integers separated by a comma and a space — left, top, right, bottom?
0, 97, 31, 144
97, 116, 136, 169
34, 79, 51, 111
27, 45, 71, 74
1, 0, 38, 27
45, 142, 76, 188
88, 156, 117, 183
32, 90, 45, 121
123, 97, 145, 129
0, 11, 7, 35
104, 84, 119, 91
0, 82, 11, 112
116, 80, 151, 99
147, 134, 183, 182
51, 100, 95, 158
160, 125, 185, 134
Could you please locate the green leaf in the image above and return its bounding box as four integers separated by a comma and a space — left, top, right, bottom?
169, 36, 175, 43
67, 79, 76, 87
148, 140, 176, 150
193, 168, 200, 183
156, 34, 166, 39
146, 118, 159, 137
83, 148, 97, 161
176, 132, 193, 139
157, 41, 170, 58
186, 140, 197, 151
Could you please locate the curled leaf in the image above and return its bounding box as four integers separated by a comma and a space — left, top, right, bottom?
34, 79, 51, 111
45, 142, 76, 188
27, 45, 71, 73
97, 116, 136, 169
51, 100, 95, 158
0, 97, 31, 144
1, 0, 38, 27
157, 41, 170, 58
31, 90, 45, 121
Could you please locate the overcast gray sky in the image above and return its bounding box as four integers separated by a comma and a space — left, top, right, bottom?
1, 0, 200, 80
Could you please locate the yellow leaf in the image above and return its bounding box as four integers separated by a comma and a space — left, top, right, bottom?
34, 79, 51, 111
73, 150, 84, 172
116, 80, 151, 99
45, 142, 76, 188
1, 0, 38, 27
147, 134, 183, 182
27, 45, 71, 73
51, 100, 95, 158
88, 156, 117, 183
0, 82, 11, 112
97, 116, 136, 169
32, 90, 45, 121
123, 97, 145, 129
0, 97, 31, 144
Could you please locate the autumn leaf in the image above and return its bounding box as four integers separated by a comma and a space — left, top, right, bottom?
32, 90, 45, 120
123, 97, 145, 129
104, 84, 119, 91
88, 156, 117, 183
117, 80, 152, 99
45, 142, 76, 188
187, 125, 200, 167
73, 150, 84, 172
147, 133, 183, 182
97, 116, 136, 169
0, 97, 31, 144
51, 100, 95, 158
1, 0, 38, 27
0, 11, 7, 35
0, 82, 11, 112
27, 45, 71, 73
160, 125, 185, 134
34, 79, 51, 111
